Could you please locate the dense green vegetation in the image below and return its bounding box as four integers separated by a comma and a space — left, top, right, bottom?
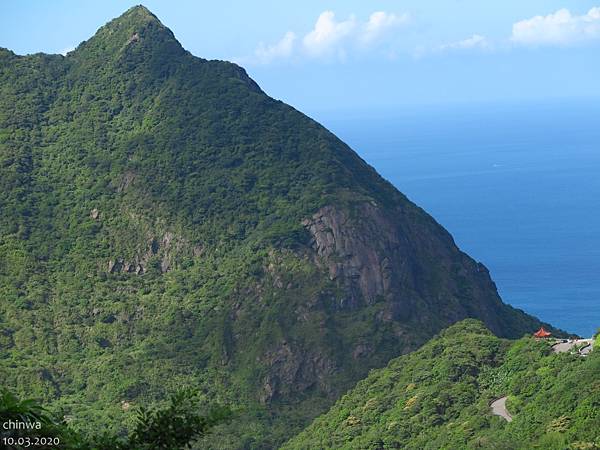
1, 6, 556, 448
0, 388, 230, 449
284, 320, 599, 449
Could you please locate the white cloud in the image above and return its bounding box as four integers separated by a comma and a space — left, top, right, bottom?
439, 34, 490, 51
302, 11, 357, 57
511, 7, 600, 46
360, 11, 409, 45
253, 31, 296, 64
244, 10, 409, 64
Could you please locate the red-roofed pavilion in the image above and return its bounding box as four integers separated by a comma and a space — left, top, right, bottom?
533, 327, 552, 338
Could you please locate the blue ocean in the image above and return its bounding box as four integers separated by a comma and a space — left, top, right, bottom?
318, 100, 600, 337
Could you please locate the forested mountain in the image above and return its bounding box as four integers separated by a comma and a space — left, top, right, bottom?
0, 6, 557, 448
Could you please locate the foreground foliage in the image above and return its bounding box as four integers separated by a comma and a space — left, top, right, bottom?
0, 388, 229, 449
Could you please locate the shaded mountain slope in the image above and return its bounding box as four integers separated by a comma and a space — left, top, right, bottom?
0, 6, 557, 448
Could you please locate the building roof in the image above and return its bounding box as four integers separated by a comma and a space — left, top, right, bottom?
533, 327, 552, 338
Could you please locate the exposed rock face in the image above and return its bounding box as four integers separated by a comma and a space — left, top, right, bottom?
106, 231, 185, 275
116, 171, 136, 192
302, 202, 427, 324
302, 202, 528, 337
260, 342, 336, 404
302, 203, 399, 309
126, 33, 140, 45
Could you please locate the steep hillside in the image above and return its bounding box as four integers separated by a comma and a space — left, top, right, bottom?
284, 320, 599, 450
0, 6, 556, 447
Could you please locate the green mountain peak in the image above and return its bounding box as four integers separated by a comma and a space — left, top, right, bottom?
121, 4, 158, 20
71, 4, 183, 60
101, 4, 165, 34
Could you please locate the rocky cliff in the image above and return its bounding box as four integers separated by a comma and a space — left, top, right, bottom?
302, 202, 539, 337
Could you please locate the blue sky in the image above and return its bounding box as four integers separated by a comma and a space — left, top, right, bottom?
2, 1, 600, 113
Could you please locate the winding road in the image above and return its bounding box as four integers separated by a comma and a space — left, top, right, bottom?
490, 396, 512, 422
491, 337, 595, 422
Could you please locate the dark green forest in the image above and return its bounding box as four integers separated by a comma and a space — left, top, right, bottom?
0, 387, 230, 449
0, 6, 577, 449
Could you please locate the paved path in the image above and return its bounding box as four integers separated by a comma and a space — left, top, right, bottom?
490, 338, 595, 422
579, 340, 594, 356
490, 396, 512, 422
552, 339, 594, 354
